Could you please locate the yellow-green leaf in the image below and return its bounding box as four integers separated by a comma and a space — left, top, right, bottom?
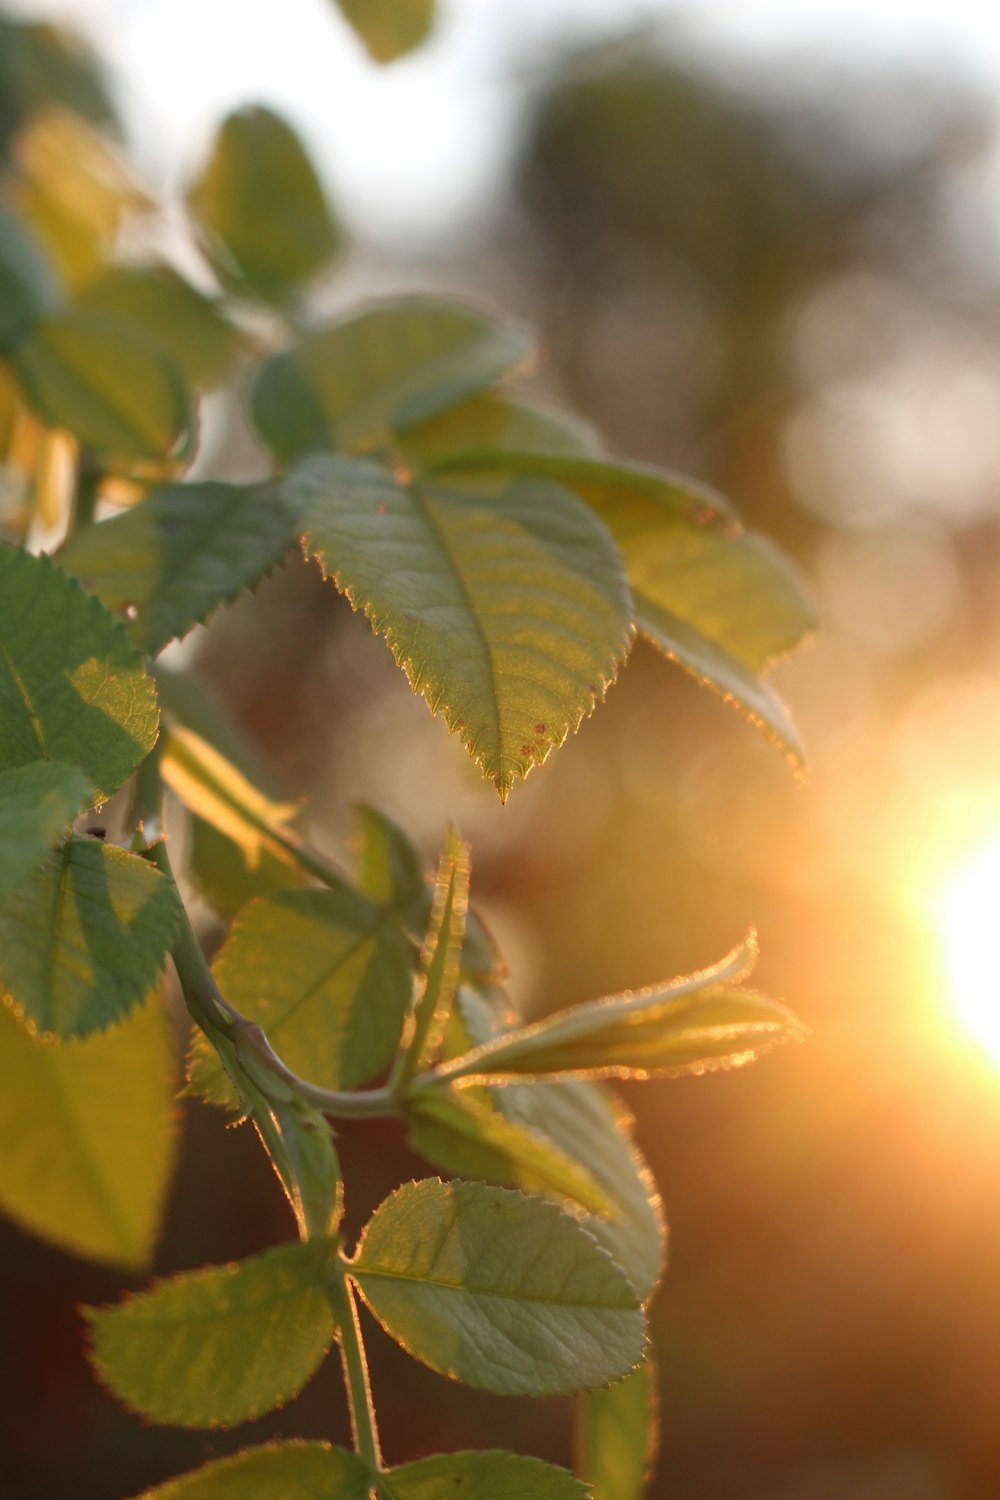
136, 1441, 371, 1500
0, 199, 60, 350
58, 479, 300, 655
0, 993, 175, 1269
12, 306, 193, 460
188, 106, 341, 306
0, 760, 89, 899
431, 451, 813, 760
0, 837, 179, 1037
288, 456, 632, 798
437, 937, 806, 1085
406, 1089, 616, 1217
399, 390, 604, 472
351, 1178, 645, 1396
74, 265, 241, 386
332, 0, 436, 64
382, 1450, 589, 1500
189, 886, 414, 1104
250, 298, 533, 462
577, 1355, 659, 1500
160, 725, 299, 870
85, 1238, 338, 1427
0, 547, 158, 800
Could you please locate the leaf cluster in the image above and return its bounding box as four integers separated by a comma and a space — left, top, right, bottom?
0, 7, 812, 1498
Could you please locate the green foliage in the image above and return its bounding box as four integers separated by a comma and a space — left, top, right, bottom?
291, 455, 632, 797
188, 106, 341, 306
58, 479, 301, 654
0, 547, 158, 799
333, 0, 437, 64
0, 993, 174, 1267
350, 1178, 645, 1396
249, 298, 533, 462
12, 307, 193, 460
0, 836, 179, 1036
0, 13, 814, 1496
86, 1238, 339, 1426
577, 1358, 659, 1500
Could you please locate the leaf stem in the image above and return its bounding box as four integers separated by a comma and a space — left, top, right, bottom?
328, 1266, 383, 1474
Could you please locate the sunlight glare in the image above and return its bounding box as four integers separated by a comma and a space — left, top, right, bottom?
939, 837, 1000, 1064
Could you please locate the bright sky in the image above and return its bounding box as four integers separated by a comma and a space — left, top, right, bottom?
6, 0, 1000, 236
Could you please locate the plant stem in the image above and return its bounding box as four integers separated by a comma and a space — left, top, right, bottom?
328, 1267, 383, 1474
73, 462, 101, 531
131, 750, 404, 1121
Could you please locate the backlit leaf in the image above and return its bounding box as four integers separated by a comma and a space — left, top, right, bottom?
0, 837, 179, 1037
86, 1238, 337, 1427
189, 885, 413, 1105
0, 20, 116, 146
354, 801, 428, 916
0, 760, 89, 899
351, 1177, 645, 1396
448, 989, 665, 1298
0, 992, 175, 1269
402, 825, 469, 1078
249, 298, 533, 462
160, 726, 300, 869
188, 106, 340, 305
382, 1450, 589, 1500
58, 479, 300, 654
0, 546, 158, 799
432, 451, 812, 759
406, 1089, 616, 1217
12, 110, 149, 290
288, 455, 632, 798
333, 0, 436, 64
13, 306, 192, 460
75, 265, 240, 385
136, 1441, 371, 1500
577, 1355, 659, 1500
0, 199, 59, 350
399, 390, 604, 472
437, 937, 806, 1085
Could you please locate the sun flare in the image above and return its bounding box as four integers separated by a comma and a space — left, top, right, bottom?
939, 837, 1000, 1064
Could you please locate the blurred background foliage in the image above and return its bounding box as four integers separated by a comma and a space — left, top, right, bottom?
4, 4, 1000, 1498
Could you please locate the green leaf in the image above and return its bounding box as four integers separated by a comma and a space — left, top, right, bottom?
444, 988, 665, 1299
399, 390, 604, 472
0, 993, 175, 1269
437, 937, 807, 1085
0, 837, 179, 1037
12, 306, 193, 460
288, 456, 632, 798
189, 886, 413, 1105
0, 760, 89, 899
187, 814, 305, 918
353, 801, 428, 916
74, 265, 241, 386
351, 1177, 645, 1396
160, 725, 300, 870
188, 106, 340, 305
430, 452, 812, 759
57, 479, 301, 655
406, 1088, 616, 1217
136, 1442, 371, 1500
496, 1080, 664, 1303
332, 0, 436, 63
382, 1450, 589, 1500
0, 547, 158, 800
85, 1238, 338, 1427
249, 298, 533, 462
0, 20, 117, 145
577, 1355, 659, 1500
401, 825, 469, 1079
0, 200, 60, 351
